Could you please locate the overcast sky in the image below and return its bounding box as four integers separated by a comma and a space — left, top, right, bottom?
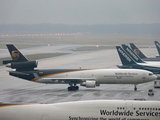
1, 0, 160, 25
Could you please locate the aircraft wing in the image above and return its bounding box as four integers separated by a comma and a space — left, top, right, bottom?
33, 73, 95, 83
40, 78, 95, 83
143, 66, 160, 72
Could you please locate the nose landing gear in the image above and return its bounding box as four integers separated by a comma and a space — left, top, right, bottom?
134, 84, 137, 91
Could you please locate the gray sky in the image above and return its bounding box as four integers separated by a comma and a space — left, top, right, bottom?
1, 0, 160, 25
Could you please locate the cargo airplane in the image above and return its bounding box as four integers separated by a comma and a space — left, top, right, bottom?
3, 44, 156, 91
0, 100, 160, 120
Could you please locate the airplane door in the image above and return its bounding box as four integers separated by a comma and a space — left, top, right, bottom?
81, 72, 85, 79
41, 114, 51, 120
114, 79, 118, 84
142, 73, 147, 81
126, 102, 133, 111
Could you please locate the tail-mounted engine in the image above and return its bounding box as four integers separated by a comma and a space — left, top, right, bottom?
6, 61, 38, 70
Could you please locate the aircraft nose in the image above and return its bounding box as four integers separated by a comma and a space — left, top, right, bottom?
154, 74, 157, 79
151, 74, 157, 80
147, 72, 157, 82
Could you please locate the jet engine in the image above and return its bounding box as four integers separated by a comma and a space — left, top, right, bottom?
80, 80, 96, 88
6, 61, 38, 70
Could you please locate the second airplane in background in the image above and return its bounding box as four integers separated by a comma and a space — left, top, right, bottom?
122, 44, 160, 64
130, 42, 160, 61
116, 45, 160, 75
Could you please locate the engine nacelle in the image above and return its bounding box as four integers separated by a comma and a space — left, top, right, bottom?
80, 80, 96, 88
6, 61, 38, 70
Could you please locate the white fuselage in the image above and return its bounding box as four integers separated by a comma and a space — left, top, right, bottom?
138, 62, 160, 67
0, 100, 160, 120
118, 62, 160, 73
36, 69, 156, 85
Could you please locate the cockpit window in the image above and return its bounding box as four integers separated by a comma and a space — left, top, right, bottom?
149, 73, 153, 76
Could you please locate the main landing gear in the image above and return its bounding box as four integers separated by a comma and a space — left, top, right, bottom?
68, 83, 79, 91
134, 84, 137, 91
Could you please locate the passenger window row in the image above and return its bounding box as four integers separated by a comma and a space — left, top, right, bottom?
117, 107, 160, 111
137, 108, 160, 111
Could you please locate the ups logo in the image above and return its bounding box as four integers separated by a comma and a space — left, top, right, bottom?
133, 49, 140, 55
11, 50, 19, 60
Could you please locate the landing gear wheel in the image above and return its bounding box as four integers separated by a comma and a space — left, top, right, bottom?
134, 85, 137, 91
75, 86, 79, 90
68, 86, 72, 91
134, 87, 137, 91
67, 86, 79, 91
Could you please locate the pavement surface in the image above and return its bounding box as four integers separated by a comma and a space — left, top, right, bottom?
0, 44, 159, 104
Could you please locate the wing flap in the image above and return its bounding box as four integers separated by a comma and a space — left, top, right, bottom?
42, 78, 95, 83
32, 73, 95, 83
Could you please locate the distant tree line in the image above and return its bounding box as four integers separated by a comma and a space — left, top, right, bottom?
0, 23, 160, 35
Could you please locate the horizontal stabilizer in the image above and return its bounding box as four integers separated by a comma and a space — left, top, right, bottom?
3, 60, 15, 64
9, 71, 29, 76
